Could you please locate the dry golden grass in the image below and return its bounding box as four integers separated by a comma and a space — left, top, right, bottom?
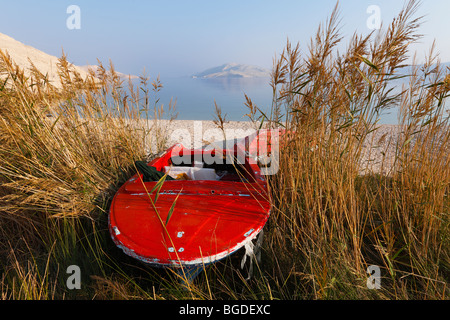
249, 0, 449, 299
0, 0, 448, 300
0, 49, 176, 299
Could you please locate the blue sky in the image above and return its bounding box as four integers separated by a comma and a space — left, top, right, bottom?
1, 0, 449, 78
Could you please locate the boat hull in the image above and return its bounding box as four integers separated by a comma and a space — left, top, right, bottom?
109, 142, 271, 268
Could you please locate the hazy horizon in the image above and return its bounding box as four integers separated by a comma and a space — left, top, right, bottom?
1, 1, 450, 80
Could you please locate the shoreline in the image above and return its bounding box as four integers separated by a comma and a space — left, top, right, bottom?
147, 119, 402, 175
66, 116, 445, 176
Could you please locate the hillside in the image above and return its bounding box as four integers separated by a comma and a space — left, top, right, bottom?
0, 32, 92, 89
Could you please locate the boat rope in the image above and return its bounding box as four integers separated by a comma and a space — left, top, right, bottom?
240, 229, 264, 281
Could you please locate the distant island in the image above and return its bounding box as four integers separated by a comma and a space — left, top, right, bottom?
192, 62, 270, 79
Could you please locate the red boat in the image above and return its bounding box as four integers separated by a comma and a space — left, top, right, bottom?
108, 131, 277, 273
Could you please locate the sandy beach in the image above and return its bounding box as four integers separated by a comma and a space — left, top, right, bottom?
148, 119, 402, 175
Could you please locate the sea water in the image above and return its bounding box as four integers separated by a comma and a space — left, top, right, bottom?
153, 76, 273, 121
154, 76, 401, 124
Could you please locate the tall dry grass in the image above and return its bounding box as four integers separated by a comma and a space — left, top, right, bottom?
246, 0, 449, 299
0, 0, 448, 300
0, 50, 176, 299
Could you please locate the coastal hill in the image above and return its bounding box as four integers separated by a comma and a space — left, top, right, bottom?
0, 32, 136, 88
0, 32, 91, 88
193, 62, 270, 79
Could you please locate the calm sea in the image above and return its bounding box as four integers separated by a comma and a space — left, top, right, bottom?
153, 76, 273, 121
151, 76, 401, 124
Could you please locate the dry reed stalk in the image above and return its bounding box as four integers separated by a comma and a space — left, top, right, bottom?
0, 48, 176, 299
257, 0, 449, 299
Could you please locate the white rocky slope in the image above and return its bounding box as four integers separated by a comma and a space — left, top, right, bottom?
0, 32, 92, 88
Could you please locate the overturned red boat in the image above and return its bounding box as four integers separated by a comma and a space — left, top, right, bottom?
109, 131, 277, 268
